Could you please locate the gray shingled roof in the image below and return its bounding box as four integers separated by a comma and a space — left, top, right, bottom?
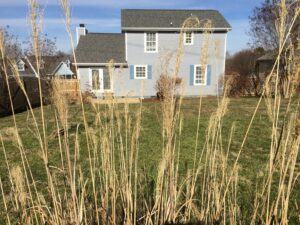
121, 9, 231, 30
76, 33, 126, 64
26, 55, 70, 76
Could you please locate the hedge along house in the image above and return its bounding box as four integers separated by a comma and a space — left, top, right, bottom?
75, 9, 231, 98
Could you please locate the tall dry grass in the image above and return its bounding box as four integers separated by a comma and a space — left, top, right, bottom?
0, 0, 299, 224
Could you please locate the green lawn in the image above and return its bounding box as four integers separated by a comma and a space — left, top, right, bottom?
0, 97, 272, 177
0, 97, 299, 223
0, 97, 293, 181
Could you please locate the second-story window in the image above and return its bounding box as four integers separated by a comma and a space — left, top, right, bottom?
184, 32, 193, 45
145, 32, 157, 52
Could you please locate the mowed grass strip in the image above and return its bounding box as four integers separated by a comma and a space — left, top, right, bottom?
0, 97, 298, 203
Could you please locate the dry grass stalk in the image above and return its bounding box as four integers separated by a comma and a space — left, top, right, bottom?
1, 0, 300, 224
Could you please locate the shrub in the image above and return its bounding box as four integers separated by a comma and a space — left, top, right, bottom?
155, 74, 182, 101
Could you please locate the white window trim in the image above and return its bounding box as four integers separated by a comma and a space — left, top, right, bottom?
184, 32, 194, 45
134, 65, 148, 79
144, 32, 158, 53
17, 60, 25, 72
194, 65, 207, 86
125, 32, 128, 61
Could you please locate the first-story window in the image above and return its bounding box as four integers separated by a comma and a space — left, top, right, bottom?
134, 65, 147, 79
184, 32, 193, 45
145, 32, 157, 52
92, 69, 100, 90
194, 65, 207, 85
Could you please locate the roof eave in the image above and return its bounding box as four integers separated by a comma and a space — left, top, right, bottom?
122, 27, 231, 32
73, 62, 128, 66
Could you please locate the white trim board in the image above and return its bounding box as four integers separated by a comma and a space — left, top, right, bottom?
125, 32, 128, 61
123, 27, 231, 31
73, 63, 128, 66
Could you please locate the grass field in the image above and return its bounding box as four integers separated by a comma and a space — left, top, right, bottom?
0, 97, 271, 175
0, 96, 299, 224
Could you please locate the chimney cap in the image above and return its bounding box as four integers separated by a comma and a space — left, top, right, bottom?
79, 24, 85, 28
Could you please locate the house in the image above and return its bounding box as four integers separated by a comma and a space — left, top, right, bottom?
256, 17, 300, 77
15, 58, 37, 77
52, 60, 75, 79
256, 51, 277, 78
13, 55, 75, 79
75, 9, 231, 98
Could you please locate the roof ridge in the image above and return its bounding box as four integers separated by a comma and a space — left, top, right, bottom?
122, 9, 219, 11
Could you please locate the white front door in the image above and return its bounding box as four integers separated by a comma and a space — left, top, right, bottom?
91, 69, 112, 93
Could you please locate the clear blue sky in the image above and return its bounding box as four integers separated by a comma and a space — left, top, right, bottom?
0, 0, 264, 54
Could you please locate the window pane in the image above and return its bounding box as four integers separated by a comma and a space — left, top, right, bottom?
195, 66, 206, 84
92, 70, 100, 90
135, 66, 146, 78
146, 33, 157, 52
103, 70, 111, 90
17, 64, 24, 71
185, 32, 192, 44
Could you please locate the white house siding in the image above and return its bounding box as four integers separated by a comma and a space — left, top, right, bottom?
112, 67, 155, 97
126, 32, 227, 97
78, 67, 153, 97
77, 32, 227, 97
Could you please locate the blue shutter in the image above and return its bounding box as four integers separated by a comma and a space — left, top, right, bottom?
147, 65, 152, 79
190, 65, 194, 86
130, 65, 134, 79
206, 65, 212, 85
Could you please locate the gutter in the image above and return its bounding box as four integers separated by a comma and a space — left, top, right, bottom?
122, 27, 232, 32
73, 63, 128, 66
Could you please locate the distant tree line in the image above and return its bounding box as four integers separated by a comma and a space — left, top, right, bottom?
226, 0, 300, 97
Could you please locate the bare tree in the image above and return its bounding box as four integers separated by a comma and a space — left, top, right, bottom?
226, 48, 265, 96
249, 0, 298, 50
0, 26, 23, 59
24, 34, 58, 56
